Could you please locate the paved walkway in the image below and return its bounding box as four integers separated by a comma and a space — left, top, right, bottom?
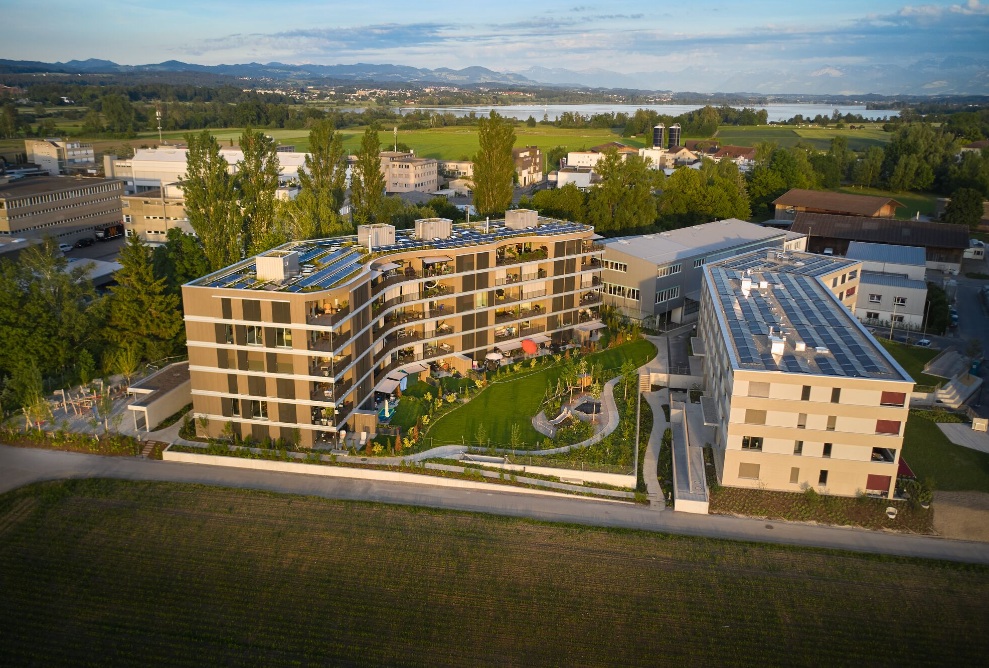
642, 389, 669, 509
937, 423, 989, 455
4, 444, 989, 564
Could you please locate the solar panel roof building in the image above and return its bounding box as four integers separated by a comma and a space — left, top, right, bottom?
696, 249, 913, 499
182, 214, 604, 448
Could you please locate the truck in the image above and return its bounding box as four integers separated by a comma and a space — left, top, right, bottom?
95, 223, 124, 242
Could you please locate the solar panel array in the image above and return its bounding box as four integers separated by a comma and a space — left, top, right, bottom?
709, 264, 900, 379
190, 218, 593, 292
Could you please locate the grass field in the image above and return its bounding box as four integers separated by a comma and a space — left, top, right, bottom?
426, 339, 656, 447
715, 124, 892, 151
838, 186, 940, 219
1, 479, 986, 665
878, 339, 943, 387
902, 411, 989, 492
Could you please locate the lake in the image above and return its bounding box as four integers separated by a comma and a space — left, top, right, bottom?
399, 104, 899, 123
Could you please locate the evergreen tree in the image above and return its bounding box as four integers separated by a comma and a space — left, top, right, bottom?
183, 130, 242, 270
238, 127, 282, 255
107, 236, 183, 362
152, 228, 211, 298
471, 111, 516, 216
351, 127, 385, 226
291, 119, 350, 239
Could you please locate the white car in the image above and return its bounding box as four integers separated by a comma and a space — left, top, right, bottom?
916, 339, 932, 347
58, 243, 73, 253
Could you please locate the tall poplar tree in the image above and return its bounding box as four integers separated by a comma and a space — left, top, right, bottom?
107, 236, 183, 363
471, 111, 516, 216
238, 127, 282, 255
290, 119, 350, 239
183, 130, 242, 270
351, 127, 385, 226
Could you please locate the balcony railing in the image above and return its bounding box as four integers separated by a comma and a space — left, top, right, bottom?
307, 304, 350, 327
496, 249, 548, 266
310, 354, 352, 378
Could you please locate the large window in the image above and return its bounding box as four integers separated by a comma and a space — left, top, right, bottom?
250, 400, 268, 420
604, 282, 640, 300
657, 263, 682, 278
603, 259, 627, 272
655, 286, 680, 303
274, 327, 292, 348
246, 325, 263, 346
869, 294, 882, 303
741, 436, 763, 451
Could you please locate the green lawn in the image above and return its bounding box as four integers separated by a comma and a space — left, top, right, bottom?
1, 479, 986, 665
901, 411, 989, 492
426, 339, 656, 448
878, 339, 942, 387
715, 124, 892, 151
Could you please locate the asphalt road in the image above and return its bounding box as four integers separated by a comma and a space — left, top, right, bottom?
4, 444, 989, 565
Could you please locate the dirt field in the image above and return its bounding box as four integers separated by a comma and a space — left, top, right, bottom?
933, 491, 989, 541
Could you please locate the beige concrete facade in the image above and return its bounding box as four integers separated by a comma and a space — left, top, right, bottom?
380, 152, 438, 193
182, 217, 603, 448
25, 139, 96, 176
0, 176, 123, 243
513, 146, 543, 187
698, 251, 912, 499
121, 184, 193, 242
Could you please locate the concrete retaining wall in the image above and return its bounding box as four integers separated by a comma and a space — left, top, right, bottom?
482, 462, 633, 488
162, 448, 610, 501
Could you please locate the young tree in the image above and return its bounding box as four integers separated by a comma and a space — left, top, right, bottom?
291, 119, 350, 239
942, 188, 985, 229
350, 127, 386, 226
107, 236, 183, 362
183, 130, 242, 270
237, 127, 282, 255
471, 111, 516, 216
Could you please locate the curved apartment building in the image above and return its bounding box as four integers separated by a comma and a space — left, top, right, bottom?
182, 210, 604, 447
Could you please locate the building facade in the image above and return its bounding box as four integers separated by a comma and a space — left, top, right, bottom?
0, 176, 123, 243
698, 250, 913, 499
25, 139, 96, 176
379, 152, 439, 193
182, 211, 603, 447
513, 146, 543, 187
121, 183, 194, 243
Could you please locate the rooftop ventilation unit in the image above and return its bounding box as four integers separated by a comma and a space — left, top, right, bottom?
769, 336, 786, 356
815, 346, 830, 354
795, 341, 807, 352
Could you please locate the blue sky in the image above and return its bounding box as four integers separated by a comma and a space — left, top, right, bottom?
4, 1, 988, 90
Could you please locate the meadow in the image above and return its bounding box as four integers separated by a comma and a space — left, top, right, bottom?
1, 478, 986, 666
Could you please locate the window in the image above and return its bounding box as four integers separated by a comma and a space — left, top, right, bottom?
823, 443, 833, 458
849, 270, 858, 279
841, 273, 847, 284
893, 296, 907, 306
826, 415, 837, 431
657, 263, 682, 278
892, 315, 904, 323
838, 291, 844, 301
845, 286, 856, 297
801, 385, 811, 401
250, 400, 268, 420
231, 398, 241, 417
749, 382, 770, 398
744, 409, 767, 425
224, 324, 234, 344
738, 463, 761, 480
831, 388, 841, 404
603, 259, 627, 272
247, 358, 264, 372
655, 286, 680, 303
790, 467, 800, 484
274, 327, 292, 348
832, 277, 838, 288
741, 436, 763, 451
866, 311, 879, 320
794, 440, 803, 455
246, 325, 263, 346
869, 294, 882, 303
876, 420, 902, 435
818, 470, 829, 486
603, 282, 640, 301
880, 391, 906, 407
693, 258, 705, 268
797, 413, 807, 429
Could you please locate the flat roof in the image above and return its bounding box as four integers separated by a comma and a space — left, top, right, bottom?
131, 147, 308, 169
603, 220, 787, 266
791, 213, 970, 249
706, 253, 911, 381
846, 241, 926, 267
128, 361, 190, 408
188, 216, 595, 293
858, 271, 927, 290
717, 249, 858, 278
0, 176, 120, 197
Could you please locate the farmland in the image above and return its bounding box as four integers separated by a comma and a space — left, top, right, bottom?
1, 479, 987, 665
714, 124, 893, 151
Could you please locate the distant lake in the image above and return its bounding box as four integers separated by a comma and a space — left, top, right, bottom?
399, 104, 899, 123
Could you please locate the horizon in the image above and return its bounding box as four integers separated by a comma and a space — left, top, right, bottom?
3, 1, 989, 94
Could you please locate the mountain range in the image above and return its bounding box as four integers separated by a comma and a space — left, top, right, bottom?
1, 58, 987, 96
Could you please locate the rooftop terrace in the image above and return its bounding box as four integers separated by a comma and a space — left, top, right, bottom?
188, 217, 595, 293
707, 253, 910, 381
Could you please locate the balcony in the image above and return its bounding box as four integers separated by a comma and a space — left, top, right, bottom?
311, 354, 351, 378
422, 283, 454, 299
580, 292, 602, 306
871, 447, 897, 463
310, 378, 353, 404
379, 330, 422, 358
371, 268, 421, 297
496, 248, 548, 267
307, 303, 350, 327
494, 273, 522, 286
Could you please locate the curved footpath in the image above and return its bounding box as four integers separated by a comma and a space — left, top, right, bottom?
4, 445, 989, 565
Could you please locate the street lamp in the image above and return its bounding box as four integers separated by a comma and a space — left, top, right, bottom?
889, 300, 899, 341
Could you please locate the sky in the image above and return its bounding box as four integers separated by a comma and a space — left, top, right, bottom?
4, 0, 989, 92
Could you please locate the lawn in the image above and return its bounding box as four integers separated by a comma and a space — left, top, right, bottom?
1, 479, 986, 665
901, 411, 989, 492
878, 339, 943, 387
715, 124, 892, 151
426, 339, 656, 448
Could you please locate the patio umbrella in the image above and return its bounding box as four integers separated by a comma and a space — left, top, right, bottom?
521, 339, 538, 354
486, 352, 503, 361
384, 399, 390, 418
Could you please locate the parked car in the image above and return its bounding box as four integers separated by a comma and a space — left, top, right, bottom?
58, 243, 73, 253
916, 339, 932, 347
73, 237, 94, 248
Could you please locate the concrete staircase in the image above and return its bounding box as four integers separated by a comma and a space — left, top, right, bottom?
936, 373, 984, 408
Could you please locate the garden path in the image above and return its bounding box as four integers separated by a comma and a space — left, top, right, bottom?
642, 389, 669, 510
